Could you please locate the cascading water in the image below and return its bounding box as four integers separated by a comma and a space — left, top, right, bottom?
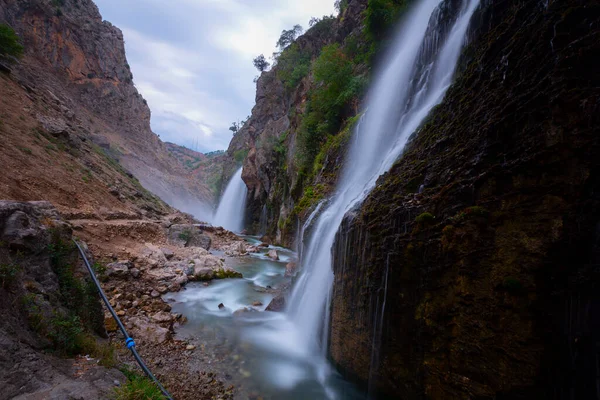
287, 0, 480, 382
212, 167, 247, 233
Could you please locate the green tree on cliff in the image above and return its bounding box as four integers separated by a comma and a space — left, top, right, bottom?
0, 24, 24, 58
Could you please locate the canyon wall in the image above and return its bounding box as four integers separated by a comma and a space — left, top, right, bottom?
329, 1, 600, 397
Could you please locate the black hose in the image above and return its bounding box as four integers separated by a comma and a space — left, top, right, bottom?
73, 240, 173, 400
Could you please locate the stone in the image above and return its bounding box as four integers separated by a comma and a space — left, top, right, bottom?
218, 303, 225, 310
161, 248, 174, 260
266, 294, 285, 312
187, 234, 212, 250
233, 307, 257, 317
150, 290, 160, 298
252, 301, 263, 307
151, 311, 173, 324
105, 316, 118, 332
129, 317, 171, 344
186, 345, 196, 351
167, 224, 211, 250
267, 249, 279, 260
285, 262, 298, 277
106, 262, 129, 277
194, 267, 215, 281
260, 235, 273, 245
130, 268, 140, 278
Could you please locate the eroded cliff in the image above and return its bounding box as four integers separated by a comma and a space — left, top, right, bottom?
330, 1, 599, 398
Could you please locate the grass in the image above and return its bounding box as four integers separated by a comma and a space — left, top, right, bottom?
114, 368, 164, 400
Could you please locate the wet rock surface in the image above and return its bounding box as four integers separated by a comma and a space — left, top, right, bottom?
330, 2, 600, 398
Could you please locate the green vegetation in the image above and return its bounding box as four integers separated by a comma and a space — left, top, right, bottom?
365, 0, 412, 42
234, 149, 249, 164
0, 23, 24, 58
297, 44, 366, 172
115, 368, 164, 400
449, 206, 490, 223
276, 43, 312, 90
0, 262, 21, 289
415, 212, 435, 224
178, 230, 192, 243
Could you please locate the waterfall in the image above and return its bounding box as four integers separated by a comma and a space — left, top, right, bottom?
287, 0, 480, 366
212, 167, 247, 233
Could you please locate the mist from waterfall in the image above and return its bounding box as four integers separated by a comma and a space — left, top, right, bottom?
212, 167, 247, 233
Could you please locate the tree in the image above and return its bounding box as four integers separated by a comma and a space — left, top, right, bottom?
252, 54, 270, 72
276, 24, 303, 50
0, 24, 24, 58
309, 17, 320, 27
229, 122, 240, 136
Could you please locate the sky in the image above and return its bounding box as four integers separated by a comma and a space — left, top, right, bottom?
93, 0, 337, 153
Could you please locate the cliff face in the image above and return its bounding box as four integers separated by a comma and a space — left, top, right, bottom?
0, 0, 213, 219
224, 0, 368, 242
329, 1, 599, 398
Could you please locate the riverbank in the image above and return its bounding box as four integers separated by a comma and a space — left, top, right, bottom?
71, 211, 263, 399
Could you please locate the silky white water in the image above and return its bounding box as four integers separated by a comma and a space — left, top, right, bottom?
213, 167, 247, 233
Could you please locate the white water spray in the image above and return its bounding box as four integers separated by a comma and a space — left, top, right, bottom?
213, 167, 247, 232
287, 0, 480, 372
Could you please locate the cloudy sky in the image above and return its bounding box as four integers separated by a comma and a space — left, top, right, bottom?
93, 0, 336, 153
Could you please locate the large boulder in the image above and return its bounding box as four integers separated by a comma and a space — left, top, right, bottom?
167, 224, 211, 250
267, 249, 279, 260
266, 294, 285, 312
129, 317, 171, 344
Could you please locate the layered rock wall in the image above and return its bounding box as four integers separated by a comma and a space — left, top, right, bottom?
329, 1, 600, 397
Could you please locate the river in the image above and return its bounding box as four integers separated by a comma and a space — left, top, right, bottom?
165, 236, 363, 400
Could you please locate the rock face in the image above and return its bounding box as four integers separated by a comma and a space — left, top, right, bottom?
0, 0, 214, 217
222, 0, 368, 243
329, 2, 599, 398
0, 201, 123, 398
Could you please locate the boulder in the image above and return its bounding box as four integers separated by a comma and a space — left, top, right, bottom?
106, 261, 129, 277
285, 262, 298, 277
129, 317, 171, 344
151, 311, 174, 324
267, 249, 279, 260
168, 224, 211, 250
260, 235, 273, 245
194, 267, 215, 281
266, 294, 286, 312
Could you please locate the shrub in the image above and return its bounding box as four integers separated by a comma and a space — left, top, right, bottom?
276, 43, 311, 90
415, 212, 435, 224
0, 23, 24, 58
233, 149, 248, 164
365, 0, 412, 42
115, 368, 164, 400
178, 230, 192, 243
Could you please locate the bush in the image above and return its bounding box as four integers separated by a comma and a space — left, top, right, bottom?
233, 149, 248, 164
276, 43, 311, 90
297, 44, 359, 172
365, 0, 412, 42
415, 212, 435, 224
0, 23, 24, 58
115, 368, 164, 400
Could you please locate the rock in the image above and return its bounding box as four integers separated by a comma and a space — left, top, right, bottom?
266, 294, 285, 312
105, 315, 118, 332
130, 268, 140, 278
37, 115, 69, 138
186, 345, 196, 351
194, 267, 215, 281
258, 243, 269, 248
161, 248, 174, 260
218, 303, 225, 310
267, 249, 279, 260
233, 307, 257, 317
167, 224, 211, 250
129, 317, 171, 344
285, 262, 298, 277
106, 261, 129, 277
252, 301, 263, 307
260, 235, 273, 245
140, 243, 167, 269
187, 234, 212, 250
150, 290, 160, 298
151, 311, 173, 324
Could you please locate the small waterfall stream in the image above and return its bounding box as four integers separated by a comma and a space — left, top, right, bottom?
213, 167, 247, 233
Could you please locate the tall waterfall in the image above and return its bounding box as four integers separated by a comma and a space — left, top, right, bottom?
288, 0, 480, 365
212, 167, 247, 232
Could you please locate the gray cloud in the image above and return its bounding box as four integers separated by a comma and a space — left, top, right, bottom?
94, 0, 336, 152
